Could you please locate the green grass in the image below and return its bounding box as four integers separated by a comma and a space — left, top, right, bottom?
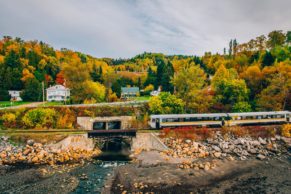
40, 101, 65, 107
134, 96, 151, 101
0, 101, 30, 108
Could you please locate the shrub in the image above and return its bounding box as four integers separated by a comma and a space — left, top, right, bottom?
160, 126, 214, 140
1, 113, 16, 128
56, 108, 76, 129
22, 108, 57, 129
222, 126, 249, 137
281, 124, 291, 137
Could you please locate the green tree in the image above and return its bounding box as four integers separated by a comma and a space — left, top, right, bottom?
267, 30, 286, 49
149, 92, 184, 114
144, 67, 157, 89
4, 50, 21, 68
21, 78, 42, 101
232, 101, 252, 112
286, 31, 291, 45
262, 51, 275, 67
155, 57, 174, 92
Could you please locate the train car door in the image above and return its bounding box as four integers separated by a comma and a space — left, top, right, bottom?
155, 118, 160, 129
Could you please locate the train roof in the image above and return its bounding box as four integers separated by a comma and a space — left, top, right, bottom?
150, 111, 290, 119
228, 111, 290, 116
150, 113, 227, 118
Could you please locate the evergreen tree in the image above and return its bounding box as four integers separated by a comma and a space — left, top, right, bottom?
233, 39, 238, 57
4, 50, 21, 68
90, 65, 102, 82
21, 78, 42, 101
144, 67, 157, 89
262, 51, 275, 67
228, 39, 233, 57
286, 31, 291, 45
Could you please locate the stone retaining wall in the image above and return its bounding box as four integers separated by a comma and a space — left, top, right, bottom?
131, 133, 168, 151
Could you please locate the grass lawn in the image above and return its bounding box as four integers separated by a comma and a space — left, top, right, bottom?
40, 101, 65, 107
0, 101, 30, 108
134, 96, 151, 101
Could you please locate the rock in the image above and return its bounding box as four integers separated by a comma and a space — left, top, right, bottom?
185, 139, 192, 144
241, 150, 249, 156
275, 135, 281, 141
240, 156, 247, 160
214, 152, 222, 158
27, 139, 35, 146
248, 148, 257, 154
204, 162, 211, 171
234, 139, 244, 145
258, 137, 267, 145
257, 154, 266, 160
192, 142, 199, 149
31, 156, 39, 163
212, 145, 221, 152
251, 140, 261, 146
228, 156, 235, 161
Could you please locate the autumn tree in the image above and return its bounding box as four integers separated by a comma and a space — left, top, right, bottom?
82, 81, 106, 103
256, 74, 290, 111
241, 65, 263, 100
257, 61, 291, 110
172, 65, 212, 112
55, 71, 65, 85
62, 60, 91, 103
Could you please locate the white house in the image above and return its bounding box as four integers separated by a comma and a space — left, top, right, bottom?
8, 90, 22, 101
46, 85, 70, 102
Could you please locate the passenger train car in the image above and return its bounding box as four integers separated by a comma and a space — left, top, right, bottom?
149, 111, 290, 129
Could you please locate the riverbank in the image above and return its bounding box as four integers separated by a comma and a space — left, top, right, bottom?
105, 130, 291, 194
107, 156, 290, 194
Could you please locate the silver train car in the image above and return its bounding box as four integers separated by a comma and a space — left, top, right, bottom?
149, 111, 290, 129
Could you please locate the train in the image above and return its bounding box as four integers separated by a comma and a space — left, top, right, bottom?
149, 111, 291, 129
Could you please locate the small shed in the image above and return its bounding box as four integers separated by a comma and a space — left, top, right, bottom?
121, 87, 139, 99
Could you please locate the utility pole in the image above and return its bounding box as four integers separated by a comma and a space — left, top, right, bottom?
42, 81, 45, 105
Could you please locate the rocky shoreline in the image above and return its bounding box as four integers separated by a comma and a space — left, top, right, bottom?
0, 136, 101, 166
162, 131, 290, 169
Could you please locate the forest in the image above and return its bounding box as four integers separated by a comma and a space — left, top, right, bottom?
0, 30, 290, 113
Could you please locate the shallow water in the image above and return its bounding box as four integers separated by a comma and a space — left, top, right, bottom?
70, 160, 128, 194
1, 133, 132, 193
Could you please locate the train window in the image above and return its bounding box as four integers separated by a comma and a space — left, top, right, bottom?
185, 118, 191, 121
152, 119, 156, 122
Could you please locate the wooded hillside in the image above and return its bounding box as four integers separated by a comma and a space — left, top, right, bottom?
0, 30, 290, 112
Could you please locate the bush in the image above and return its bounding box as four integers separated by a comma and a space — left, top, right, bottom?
160, 126, 214, 140
56, 108, 76, 129
281, 124, 291, 137
1, 113, 16, 128
22, 108, 57, 129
